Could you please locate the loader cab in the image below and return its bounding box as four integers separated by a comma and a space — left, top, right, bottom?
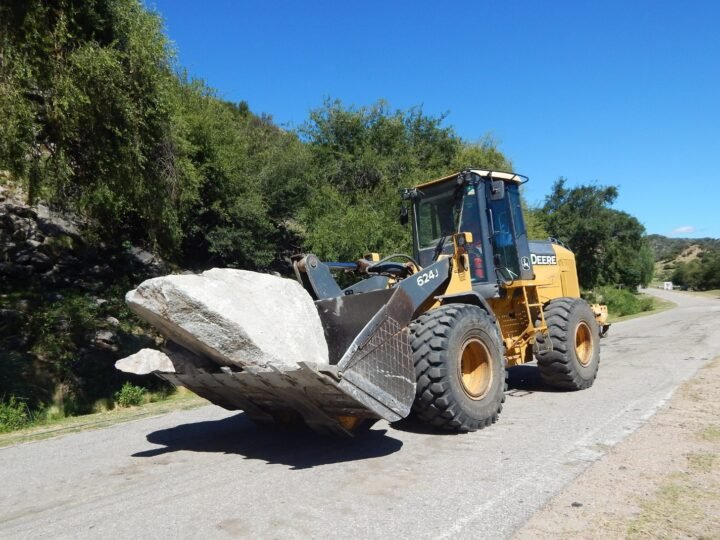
410, 170, 534, 298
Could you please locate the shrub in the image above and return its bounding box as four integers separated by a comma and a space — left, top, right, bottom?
590, 286, 654, 318
0, 395, 33, 432
114, 382, 145, 408
638, 296, 655, 312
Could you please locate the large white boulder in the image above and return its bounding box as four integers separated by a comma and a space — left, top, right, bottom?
125, 268, 329, 369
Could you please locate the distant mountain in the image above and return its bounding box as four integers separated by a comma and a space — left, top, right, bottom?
648, 234, 720, 282
647, 234, 720, 262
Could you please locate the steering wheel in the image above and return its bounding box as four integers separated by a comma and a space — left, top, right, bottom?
367, 262, 408, 277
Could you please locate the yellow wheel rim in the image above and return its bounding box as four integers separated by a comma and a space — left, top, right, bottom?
458, 338, 493, 400
575, 321, 593, 366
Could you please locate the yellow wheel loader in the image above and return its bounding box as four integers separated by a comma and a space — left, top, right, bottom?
140, 170, 609, 436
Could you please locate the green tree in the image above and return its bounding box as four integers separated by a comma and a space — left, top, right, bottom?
521, 197, 549, 240
540, 178, 653, 288
175, 82, 311, 269
672, 251, 720, 290
0, 0, 194, 252
450, 136, 512, 172
298, 99, 464, 260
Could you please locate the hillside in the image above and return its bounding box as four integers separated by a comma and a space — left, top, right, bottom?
647, 234, 720, 262
649, 234, 720, 288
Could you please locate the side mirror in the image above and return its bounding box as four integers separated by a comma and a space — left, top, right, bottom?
490, 179, 505, 200
400, 204, 409, 226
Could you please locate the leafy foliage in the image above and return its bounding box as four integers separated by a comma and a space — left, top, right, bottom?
451, 137, 513, 172
114, 381, 145, 407
29, 293, 98, 369
521, 194, 549, 240
0, 272, 163, 419
540, 178, 654, 289
0, 0, 191, 252
0, 395, 33, 432
649, 235, 720, 287
175, 84, 311, 269
586, 286, 654, 317
0, 1, 554, 270
671, 251, 720, 290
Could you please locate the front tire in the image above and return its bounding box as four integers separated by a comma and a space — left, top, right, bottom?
535, 298, 600, 390
409, 304, 505, 432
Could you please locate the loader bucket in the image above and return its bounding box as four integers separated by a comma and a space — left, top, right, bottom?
118, 257, 452, 436
156, 286, 419, 436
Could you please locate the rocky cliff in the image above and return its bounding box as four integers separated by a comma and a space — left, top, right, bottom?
0, 189, 166, 413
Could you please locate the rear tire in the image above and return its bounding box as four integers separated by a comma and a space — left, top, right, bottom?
535, 298, 600, 390
409, 304, 505, 432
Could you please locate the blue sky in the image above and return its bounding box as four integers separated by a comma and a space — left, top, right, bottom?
149, 0, 719, 238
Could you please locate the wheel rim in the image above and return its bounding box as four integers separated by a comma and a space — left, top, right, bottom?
458, 338, 493, 400
575, 321, 593, 366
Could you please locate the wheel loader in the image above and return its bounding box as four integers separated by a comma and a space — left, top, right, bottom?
134, 169, 608, 436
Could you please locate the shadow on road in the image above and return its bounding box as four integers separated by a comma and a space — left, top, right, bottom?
132, 366, 558, 455
507, 364, 561, 394
392, 365, 560, 435
132, 413, 402, 469
390, 414, 462, 435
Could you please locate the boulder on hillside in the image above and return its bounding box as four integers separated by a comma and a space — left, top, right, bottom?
125, 268, 329, 370
116, 348, 175, 375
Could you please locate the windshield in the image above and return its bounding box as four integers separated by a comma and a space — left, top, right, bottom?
417, 183, 483, 247
417, 184, 460, 249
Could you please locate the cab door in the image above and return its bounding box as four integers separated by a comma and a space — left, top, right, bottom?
485, 182, 534, 282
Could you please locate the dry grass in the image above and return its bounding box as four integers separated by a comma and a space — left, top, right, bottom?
515, 357, 720, 540
699, 424, 720, 442
624, 361, 720, 538
676, 244, 703, 263
626, 458, 720, 539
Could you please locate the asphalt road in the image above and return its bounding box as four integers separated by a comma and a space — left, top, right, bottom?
2, 288, 719, 539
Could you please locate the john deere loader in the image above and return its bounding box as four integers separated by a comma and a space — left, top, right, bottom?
119, 170, 608, 436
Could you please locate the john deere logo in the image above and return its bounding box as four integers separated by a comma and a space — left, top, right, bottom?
531, 254, 557, 265
521, 257, 530, 270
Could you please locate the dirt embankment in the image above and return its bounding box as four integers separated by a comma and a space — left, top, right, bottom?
515, 357, 720, 539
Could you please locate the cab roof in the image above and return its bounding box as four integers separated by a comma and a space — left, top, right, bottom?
416, 170, 526, 189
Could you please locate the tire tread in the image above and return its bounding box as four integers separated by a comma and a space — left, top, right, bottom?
535, 297, 600, 390
410, 304, 505, 432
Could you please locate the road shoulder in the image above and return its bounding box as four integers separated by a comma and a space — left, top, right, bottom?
514, 356, 720, 539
